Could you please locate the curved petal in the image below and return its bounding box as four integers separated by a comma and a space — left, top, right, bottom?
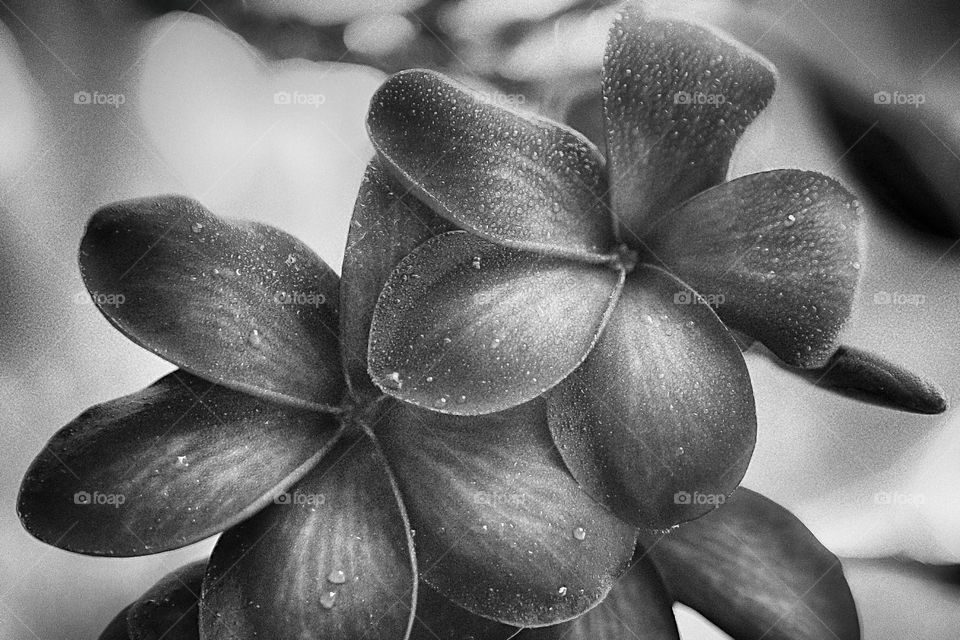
80, 196, 344, 410
522, 554, 679, 640
201, 434, 417, 640
647, 170, 862, 367
18, 371, 340, 556
799, 345, 947, 414
341, 159, 454, 401
127, 561, 205, 640
99, 561, 205, 640
368, 69, 616, 262
410, 584, 519, 640
368, 231, 623, 415
648, 489, 860, 640
377, 399, 638, 627
547, 266, 756, 528
603, 4, 776, 237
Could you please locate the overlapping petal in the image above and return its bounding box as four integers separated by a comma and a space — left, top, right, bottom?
18, 371, 339, 555
647, 170, 862, 367
368, 69, 616, 262
648, 489, 860, 640
80, 196, 344, 410
368, 231, 623, 414
547, 266, 756, 528
376, 399, 637, 627
201, 434, 417, 640
341, 159, 454, 400
99, 561, 205, 640
603, 3, 776, 238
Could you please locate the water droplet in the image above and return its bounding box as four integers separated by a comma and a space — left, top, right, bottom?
557, 586, 568, 596
471, 256, 482, 270
327, 569, 347, 584
784, 214, 797, 227
382, 371, 403, 390
456, 395, 467, 404
285, 254, 297, 266
247, 329, 262, 348
425, 376, 434, 383
190, 222, 204, 233
435, 396, 448, 408
176, 455, 189, 467
319, 591, 337, 609
642, 314, 654, 325
490, 338, 501, 349
572, 527, 586, 541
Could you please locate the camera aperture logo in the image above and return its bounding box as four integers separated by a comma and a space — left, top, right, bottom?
73, 490, 125, 508
673, 490, 725, 506
674, 91, 726, 106
273, 91, 326, 108
673, 290, 724, 308
274, 490, 326, 506
73, 90, 126, 108
873, 90, 925, 108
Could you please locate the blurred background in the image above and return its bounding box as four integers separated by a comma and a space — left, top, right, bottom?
1, 0, 959, 637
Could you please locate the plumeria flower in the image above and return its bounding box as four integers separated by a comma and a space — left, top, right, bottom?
18, 172, 861, 640
363, 2, 946, 530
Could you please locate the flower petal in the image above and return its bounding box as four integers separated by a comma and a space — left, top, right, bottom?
368, 231, 623, 415
410, 584, 518, 640
799, 345, 947, 414
341, 159, 454, 401
201, 434, 417, 640
80, 196, 344, 410
648, 489, 860, 640
547, 265, 756, 528
99, 561, 205, 640
368, 69, 616, 262
648, 170, 862, 367
127, 561, 205, 640
377, 399, 637, 627
18, 371, 340, 556
602, 4, 776, 237
522, 554, 679, 640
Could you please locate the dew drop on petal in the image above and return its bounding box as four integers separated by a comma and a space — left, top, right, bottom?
327, 569, 347, 584
247, 329, 262, 348
557, 586, 568, 596
572, 527, 586, 541
319, 591, 337, 610
425, 376, 434, 383
784, 214, 797, 227
190, 222, 204, 234
285, 254, 297, 266
435, 396, 448, 408
382, 371, 403, 390
471, 256, 482, 270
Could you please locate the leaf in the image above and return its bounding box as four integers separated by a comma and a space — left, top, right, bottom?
602, 3, 776, 239
340, 159, 453, 400
547, 266, 756, 528
80, 196, 344, 410
368, 230, 623, 415
18, 371, 340, 555
648, 488, 860, 640
377, 399, 637, 626
201, 434, 417, 640
647, 170, 862, 368
368, 69, 616, 262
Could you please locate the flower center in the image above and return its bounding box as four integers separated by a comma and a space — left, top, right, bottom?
338, 395, 384, 438
609, 243, 639, 274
